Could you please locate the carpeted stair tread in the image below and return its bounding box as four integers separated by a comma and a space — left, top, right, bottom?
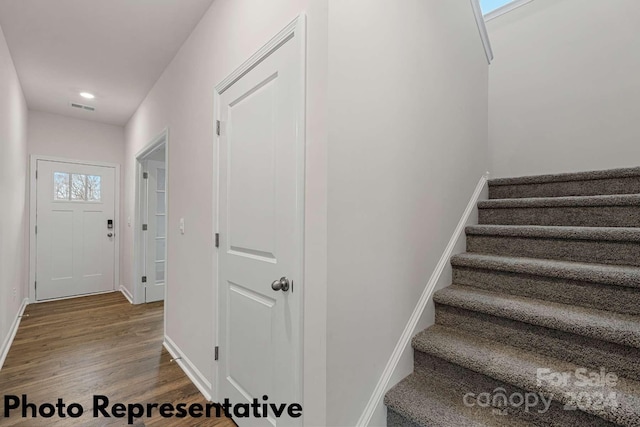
488, 166, 640, 187
435, 303, 640, 381
384, 371, 534, 427
478, 195, 640, 227
434, 285, 640, 349
386, 166, 640, 426
488, 167, 640, 199
465, 225, 640, 267
413, 326, 640, 426
478, 194, 640, 209
451, 253, 640, 289
465, 225, 640, 242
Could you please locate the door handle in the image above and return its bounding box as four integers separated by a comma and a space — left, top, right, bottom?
271, 277, 290, 292
107, 233, 114, 238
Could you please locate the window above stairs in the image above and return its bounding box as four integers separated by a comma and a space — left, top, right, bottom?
482, 0, 534, 20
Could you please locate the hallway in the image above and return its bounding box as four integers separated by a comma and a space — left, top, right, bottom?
0, 293, 235, 426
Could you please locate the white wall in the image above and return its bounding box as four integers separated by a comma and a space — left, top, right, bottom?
326, 0, 489, 425
0, 23, 28, 360
28, 110, 125, 165
488, 0, 640, 178
123, 0, 328, 424
27, 110, 126, 291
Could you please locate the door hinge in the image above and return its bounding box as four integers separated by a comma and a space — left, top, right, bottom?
142, 224, 148, 231
143, 172, 149, 179
214, 346, 219, 361
35, 225, 37, 234
216, 120, 221, 136
215, 233, 220, 248
35, 170, 38, 179
34, 281, 37, 289
142, 276, 147, 283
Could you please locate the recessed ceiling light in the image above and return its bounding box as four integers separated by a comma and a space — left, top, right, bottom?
80, 92, 95, 99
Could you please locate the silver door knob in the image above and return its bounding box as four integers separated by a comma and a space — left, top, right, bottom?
271, 277, 290, 292
107, 233, 113, 238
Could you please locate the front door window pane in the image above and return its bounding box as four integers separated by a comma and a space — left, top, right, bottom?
71, 174, 86, 200
86, 175, 101, 201
53, 172, 102, 202
54, 172, 70, 200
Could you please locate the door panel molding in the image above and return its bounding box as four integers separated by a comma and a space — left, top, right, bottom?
213, 14, 306, 423
28, 155, 121, 304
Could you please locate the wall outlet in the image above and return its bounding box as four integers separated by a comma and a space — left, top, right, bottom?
179, 218, 185, 235
12, 287, 17, 301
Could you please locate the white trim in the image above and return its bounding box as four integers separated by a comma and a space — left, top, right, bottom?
163, 335, 212, 401
215, 16, 301, 94
31, 290, 117, 304
213, 14, 306, 411
120, 285, 134, 304
132, 128, 169, 309
470, 0, 494, 64
29, 155, 121, 303
0, 298, 29, 371
30, 155, 120, 169
356, 173, 490, 427
485, 0, 534, 21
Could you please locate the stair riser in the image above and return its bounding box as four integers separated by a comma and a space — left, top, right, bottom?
489, 176, 640, 200
452, 266, 640, 315
434, 288, 640, 349
479, 205, 640, 227
466, 234, 640, 267
413, 351, 616, 427
435, 304, 640, 381
388, 167, 640, 426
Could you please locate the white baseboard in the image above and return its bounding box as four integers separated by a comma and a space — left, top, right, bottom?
356, 173, 490, 427
120, 285, 134, 304
0, 298, 29, 371
163, 335, 213, 401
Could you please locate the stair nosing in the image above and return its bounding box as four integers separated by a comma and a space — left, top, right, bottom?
451, 253, 640, 288
478, 194, 640, 209
413, 325, 640, 426
434, 284, 640, 349
488, 166, 640, 187
466, 224, 640, 242
385, 373, 491, 427
385, 371, 533, 427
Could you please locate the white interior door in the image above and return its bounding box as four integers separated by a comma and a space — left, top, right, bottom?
144, 160, 166, 303
217, 18, 304, 427
35, 160, 116, 301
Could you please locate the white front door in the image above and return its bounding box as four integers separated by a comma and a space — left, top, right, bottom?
35, 160, 116, 301
217, 18, 305, 427
143, 160, 166, 303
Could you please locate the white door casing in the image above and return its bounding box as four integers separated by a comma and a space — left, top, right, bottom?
35, 160, 116, 301
133, 129, 168, 306
144, 160, 167, 303
216, 16, 305, 427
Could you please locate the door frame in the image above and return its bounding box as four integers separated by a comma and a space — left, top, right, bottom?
28, 155, 121, 303
212, 14, 307, 408
133, 128, 169, 309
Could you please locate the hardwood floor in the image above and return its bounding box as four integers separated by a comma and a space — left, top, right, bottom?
0, 292, 236, 426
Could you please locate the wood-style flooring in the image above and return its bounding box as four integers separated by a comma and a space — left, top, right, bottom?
0, 292, 236, 426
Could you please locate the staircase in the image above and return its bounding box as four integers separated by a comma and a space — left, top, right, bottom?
384, 167, 640, 427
